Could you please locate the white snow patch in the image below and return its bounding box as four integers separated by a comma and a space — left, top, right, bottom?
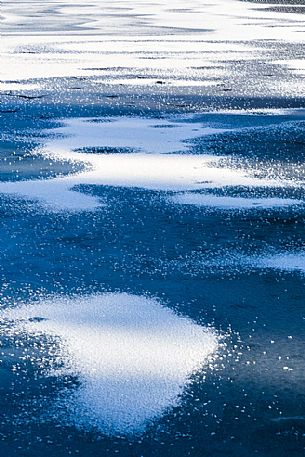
1, 293, 219, 435
0, 116, 299, 212
43, 116, 227, 155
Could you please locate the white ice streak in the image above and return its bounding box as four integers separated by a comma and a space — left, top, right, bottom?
0, 116, 301, 212
260, 253, 305, 273
1, 293, 219, 434
91, 78, 220, 88
274, 59, 305, 76
0, 82, 40, 91
170, 193, 304, 210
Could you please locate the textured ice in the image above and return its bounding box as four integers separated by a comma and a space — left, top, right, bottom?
1, 293, 218, 434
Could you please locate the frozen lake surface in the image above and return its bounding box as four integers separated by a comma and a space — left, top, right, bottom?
1, 1, 305, 456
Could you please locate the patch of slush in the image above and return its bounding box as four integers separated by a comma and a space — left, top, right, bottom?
0, 116, 301, 212
170, 193, 304, 210
1, 293, 219, 435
